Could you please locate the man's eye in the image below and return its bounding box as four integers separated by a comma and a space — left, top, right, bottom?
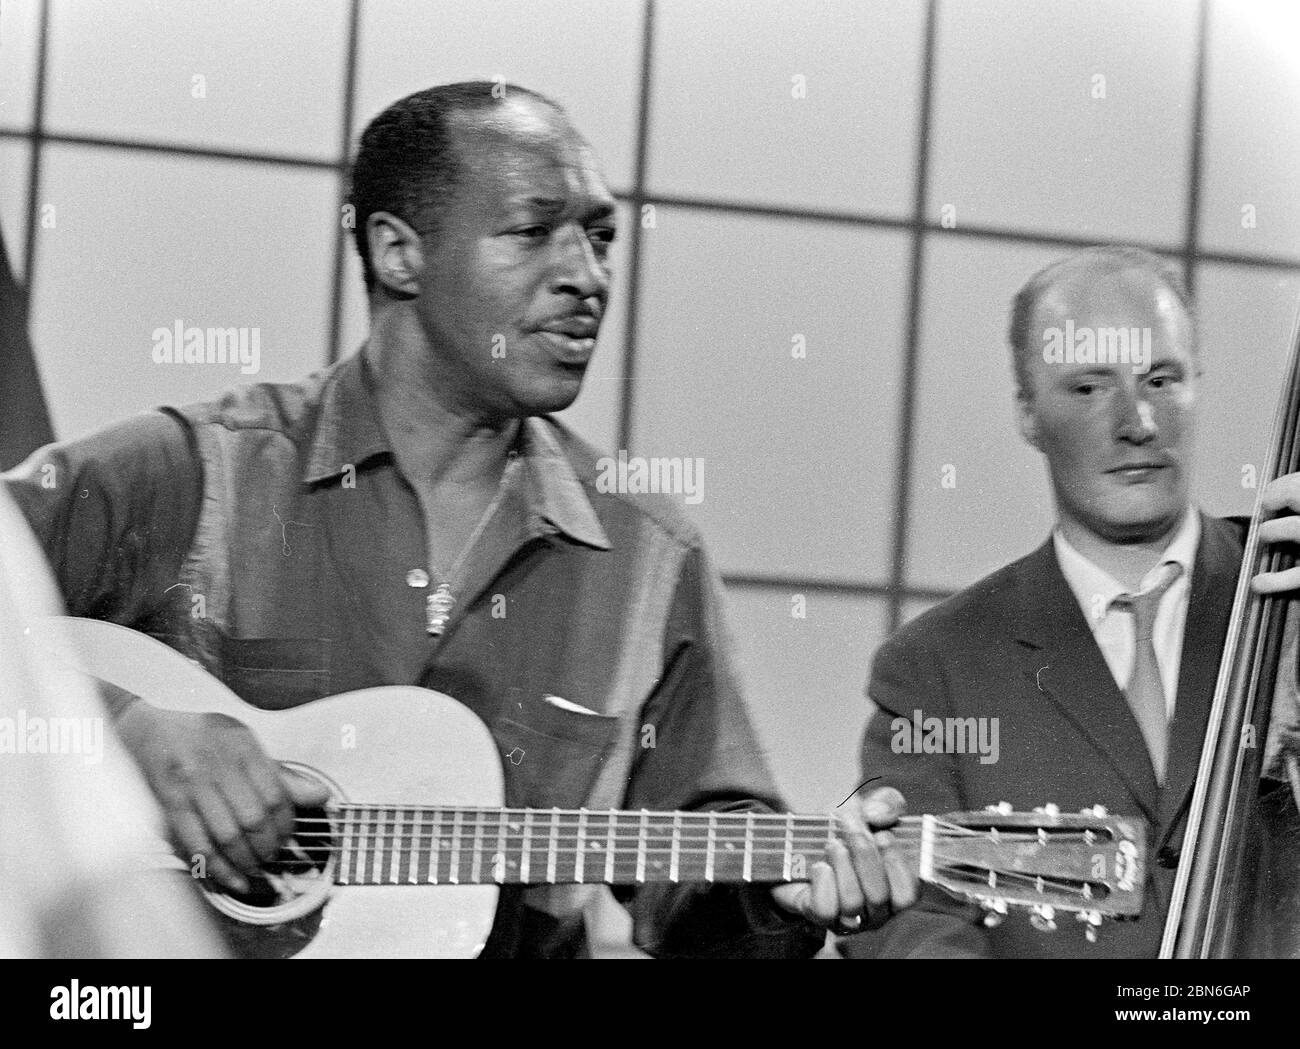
1147, 375, 1170, 389
513, 225, 550, 241
1073, 383, 1097, 396
587, 226, 617, 246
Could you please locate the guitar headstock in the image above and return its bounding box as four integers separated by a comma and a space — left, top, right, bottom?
921, 804, 1145, 940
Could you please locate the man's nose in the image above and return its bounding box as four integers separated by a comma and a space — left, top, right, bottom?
1114, 385, 1158, 443
549, 225, 610, 303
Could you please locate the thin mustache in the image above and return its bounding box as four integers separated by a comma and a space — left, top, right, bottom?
541, 299, 604, 325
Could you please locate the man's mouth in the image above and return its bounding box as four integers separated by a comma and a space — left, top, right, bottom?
536, 317, 599, 364
1106, 462, 1168, 482
537, 330, 596, 362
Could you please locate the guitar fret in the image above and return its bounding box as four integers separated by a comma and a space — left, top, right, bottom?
389, 808, 402, 884
407, 808, 420, 884
434, 805, 444, 883
471, 809, 485, 884
521, 811, 533, 883
705, 812, 717, 882
371, 806, 385, 885
635, 810, 649, 883
782, 813, 793, 881
449, 809, 463, 885
547, 808, 559, 884
355, 806, 369, 884
604, 813, 616, 883
742, 812, 754, 882
669, 812, 682, 883
339, 807, 354, 885
495, 810, 508, 884
575, 809, 587, 884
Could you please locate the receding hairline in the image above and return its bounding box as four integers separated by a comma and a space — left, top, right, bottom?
443, 96, 597, 174
1008, 247, 1197, 393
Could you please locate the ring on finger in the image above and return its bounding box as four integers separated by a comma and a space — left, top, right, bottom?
835, 913, 864, 935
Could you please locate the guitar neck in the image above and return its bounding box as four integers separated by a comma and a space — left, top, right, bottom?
318, 805, 879, 887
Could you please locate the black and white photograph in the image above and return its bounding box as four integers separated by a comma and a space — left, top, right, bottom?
1, 0, 1299, 1023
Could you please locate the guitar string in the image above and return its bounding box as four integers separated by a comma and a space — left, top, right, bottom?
248, 855, 1104, 902
285, 824, 1098, 847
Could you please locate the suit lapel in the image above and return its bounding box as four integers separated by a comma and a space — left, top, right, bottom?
1013, 539, 1160, 822
1157, 514, 1245, 843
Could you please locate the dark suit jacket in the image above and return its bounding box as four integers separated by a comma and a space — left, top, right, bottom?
841, 512, 1250, 959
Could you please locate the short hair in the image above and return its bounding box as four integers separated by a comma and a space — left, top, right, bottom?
1007, 245, 1195, 395
347, 81, 562, 293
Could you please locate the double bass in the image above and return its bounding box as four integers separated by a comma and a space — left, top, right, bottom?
1160, 304, 1300, 958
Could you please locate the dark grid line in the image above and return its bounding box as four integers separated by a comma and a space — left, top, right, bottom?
2, 137, 1297, 272
326, 0, 362, 366
722, 574, 956, 604
2, 128, 341, 169
615, 0, 656, 454
19, 0, 50, 298
1182, 0, 1210, 298
884, 0, 939, 636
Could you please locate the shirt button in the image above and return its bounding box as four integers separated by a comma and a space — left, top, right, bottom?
406, 568, 429, 588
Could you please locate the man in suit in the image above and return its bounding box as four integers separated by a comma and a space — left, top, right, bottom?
840, 245, 1300, 958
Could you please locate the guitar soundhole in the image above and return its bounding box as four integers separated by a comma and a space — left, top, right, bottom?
202, 763, 341, 939
223, 802, 335, 908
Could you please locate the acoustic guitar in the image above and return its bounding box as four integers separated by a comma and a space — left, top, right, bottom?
40, 617, 1148, 958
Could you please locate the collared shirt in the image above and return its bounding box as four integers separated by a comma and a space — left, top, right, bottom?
4, 349, 820, 959
1054, 506, 1201, 715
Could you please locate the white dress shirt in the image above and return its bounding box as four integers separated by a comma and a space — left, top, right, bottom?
1053, 506, 1200, 717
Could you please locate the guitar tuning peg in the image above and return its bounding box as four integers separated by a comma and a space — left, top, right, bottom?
1029, 904, 1057, 932
1081, 804, 1108, 817
985, 801, 1013, 815
1076, 909, 1103, 943
1032, 803, 1060, 818
982, 898, 1008, 927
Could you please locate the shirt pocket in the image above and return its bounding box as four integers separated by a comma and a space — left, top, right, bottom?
493, 694, 620, 810
218, 635, 332, 710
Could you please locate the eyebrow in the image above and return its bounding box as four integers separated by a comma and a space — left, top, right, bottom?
509, 196, 616, 221
1058, 367, 1117, 379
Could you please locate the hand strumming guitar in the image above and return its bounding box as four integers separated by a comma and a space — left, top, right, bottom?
114, 704, 329, 894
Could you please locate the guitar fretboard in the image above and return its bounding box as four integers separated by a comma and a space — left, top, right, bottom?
313, 806, 844, 887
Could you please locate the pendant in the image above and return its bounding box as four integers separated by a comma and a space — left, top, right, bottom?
426, 583, 454, 636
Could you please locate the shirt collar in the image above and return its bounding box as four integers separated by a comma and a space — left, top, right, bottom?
1053, 505, 1200, 627
303, 352, 390, 485
303, 352, 609, 551
514, 417, 610, 551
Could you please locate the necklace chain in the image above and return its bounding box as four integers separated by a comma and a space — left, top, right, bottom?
424, 460, 515, 636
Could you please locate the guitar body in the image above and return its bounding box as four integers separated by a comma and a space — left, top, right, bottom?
41, 617, 503, 958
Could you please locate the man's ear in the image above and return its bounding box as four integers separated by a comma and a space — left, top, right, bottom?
366, 211, 423, 297
1016, 388, 1042, 452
